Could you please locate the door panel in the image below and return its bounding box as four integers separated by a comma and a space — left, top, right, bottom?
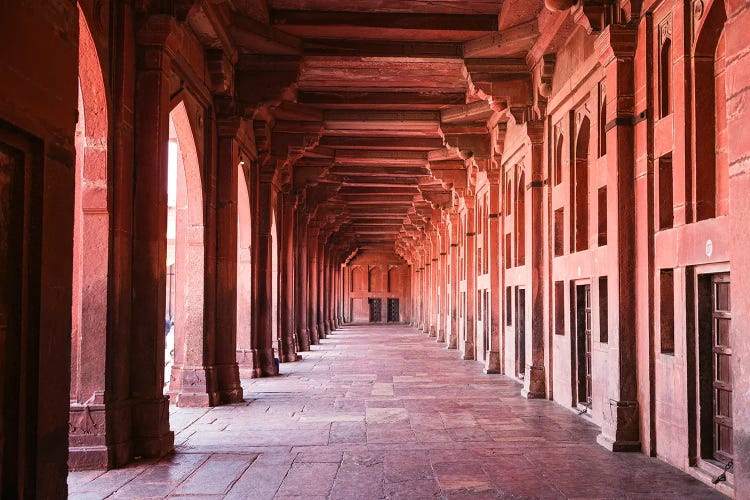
576, 284, 592, 408
712, 274, 732, 463
516, 287, 526, 379
0, 141, 25, 494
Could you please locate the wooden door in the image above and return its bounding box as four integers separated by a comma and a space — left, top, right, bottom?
515, 287, 526, 379
576, 284, 592, 407
711, 274, 732, 463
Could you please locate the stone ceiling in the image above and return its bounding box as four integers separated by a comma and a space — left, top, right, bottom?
184, 0, 578, 258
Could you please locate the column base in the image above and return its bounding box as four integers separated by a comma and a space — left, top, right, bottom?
69, 396, 123, 470
130, 396, 174, 459
169, 365, 220, 407
215, 362, 244, 404
437, 328, 446, 343
446, 333, 457, 350
318, 322, 326, 339
237, 349, 262, 378
597, 399, 640, 452
280, 352, 301, 363
461, 341, 475, 360
521, 364, 546, 399
310, 326, 320, 344
297, 329, 311, 352
428, 325, 437, 337
258, 347, 279, 377
483, 351, 501, 374
596, 433, 641, 452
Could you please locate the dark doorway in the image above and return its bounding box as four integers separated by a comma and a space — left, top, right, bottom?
698, 273, 733, 465
369, 298, 382, 323
575, 283, 592, 408
515, 287, 526, 379
387, 298, 399, 322
0, 138, 35, 495
1, 142, 23, 493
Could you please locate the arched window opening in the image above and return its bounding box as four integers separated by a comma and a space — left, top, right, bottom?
660, 37, 672, 119
694, 0, 728, 221
516, 172, 526, 266
574, 116, 590, 252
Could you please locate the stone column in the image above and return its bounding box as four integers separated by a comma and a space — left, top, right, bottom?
308, 226, 320, 344
295, 207, 310, 350
485, 169, 502, 373
343, 264, 351, 323
214, 118, 244, 403
327, 256, 335, 331
318, 237, 327, 337
254, 168, 279, 376
522, 120, 547, 398
447, 212, 460, 349
463, 196, 477, 360
279, 191, 298, 362
429, 229, 439, 337
130, 17, 176, 456
437, 223, 449, 343
594, 25, 639, 451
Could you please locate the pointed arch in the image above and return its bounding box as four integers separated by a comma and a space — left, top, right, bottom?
167, 100, 206, 400
694, 0, 728, 220
237, 160, 253, 358
71, 3, 109, 410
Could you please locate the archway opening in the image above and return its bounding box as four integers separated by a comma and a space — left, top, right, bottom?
164, 102, 205, 397
237, 161, 253, 361
270, 209, 280, 359
69, 3, 110, 469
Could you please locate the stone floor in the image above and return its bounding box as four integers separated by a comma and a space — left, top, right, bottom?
69, 324, 725, 499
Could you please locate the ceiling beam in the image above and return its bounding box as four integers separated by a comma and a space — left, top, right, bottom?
299, 91, 466, 109
270, 11, 498, 32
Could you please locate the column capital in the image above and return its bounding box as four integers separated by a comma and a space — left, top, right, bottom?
136, 15, 183, 58
595, 24, 637, 67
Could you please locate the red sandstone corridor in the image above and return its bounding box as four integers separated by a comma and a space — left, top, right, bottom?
4, 0, 750, 497
69, 324, 722, 499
